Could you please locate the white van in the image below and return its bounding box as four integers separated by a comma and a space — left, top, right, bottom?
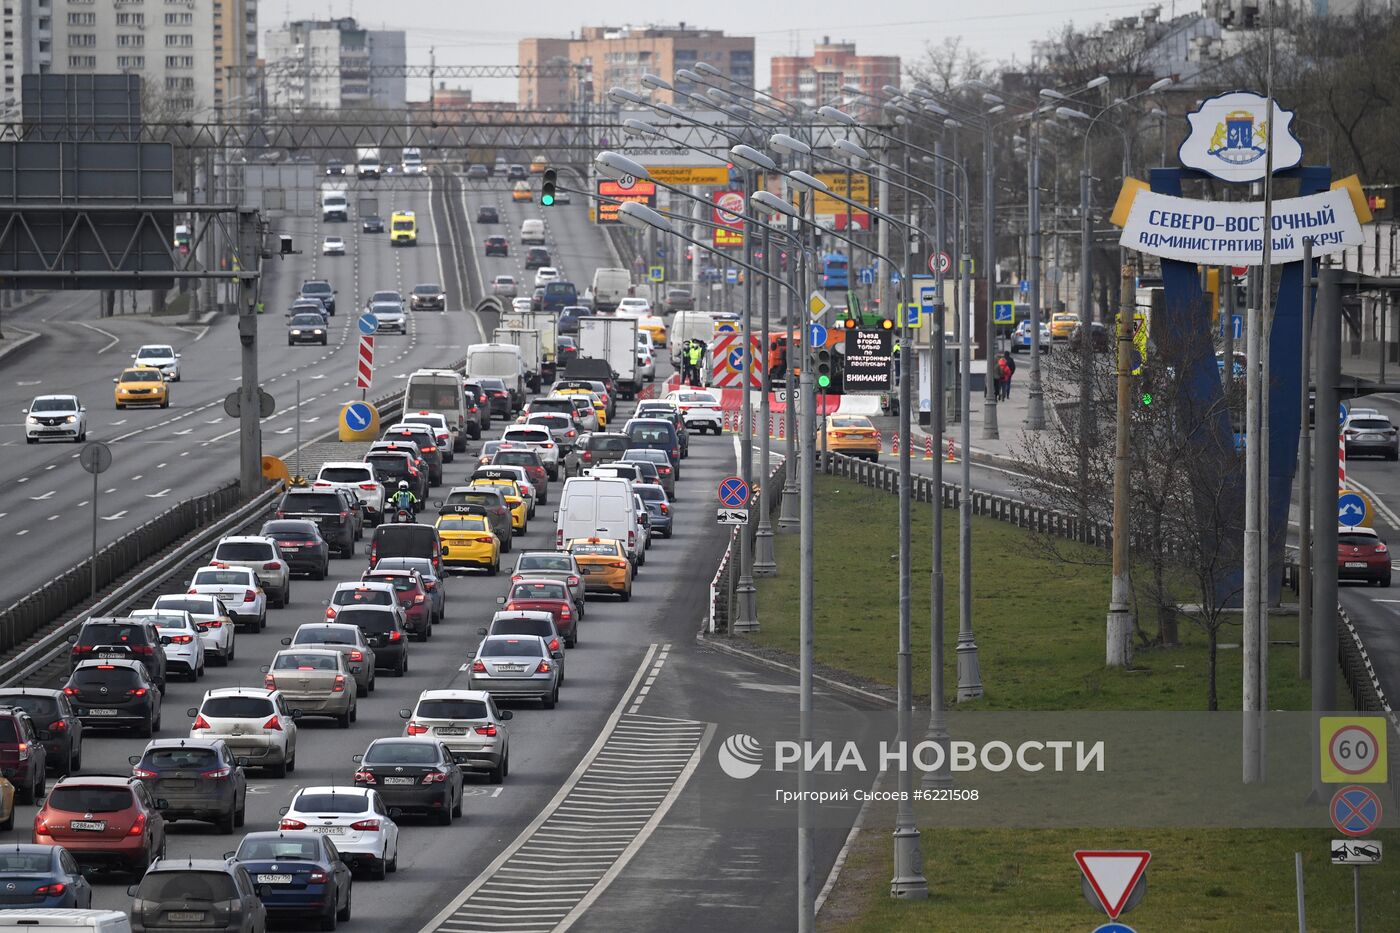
520, 219, 546, 245
668, 310, 718, 361
591, 268, 632, 312
465, 343, 528, 411
0, 910, 132, 933
555, 476, 641, 564
404, 368, 474, 449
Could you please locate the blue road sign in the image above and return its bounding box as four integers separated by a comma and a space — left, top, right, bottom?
1339, 492, 1368, 527
357, 312, 379, 336
920, 285, 937, 310
1340, 402, 1350, 425
648, 265, 665, 283
344, 401, 374, 432
718, 475, 750, 508
1331, 785, 1383, 837
656, 246, 667, 258
1020, 279, 1030, 295
993, 300, 1015, 325
905, 303, 921, 327
857, 266, 876, 285
728, 347, 746, 371
1231, 314, 1243, 340
1092, 925, 1138, 933
726, 268, 739, 284
808, 323, 828, 347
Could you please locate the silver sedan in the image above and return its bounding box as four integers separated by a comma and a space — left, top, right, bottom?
465, 635, 560, 708
510, 551, 586, 614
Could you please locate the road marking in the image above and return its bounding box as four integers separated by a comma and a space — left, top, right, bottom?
206, 418, 223, 424
1349, 476, 1400, 530
104, 487, 116, 494
131, 474, 142, 481
157, 462, 166, 469
16, 477, 26, 484
112, 419, 127, 425
77, 320, 120, 353
274, 426, 294, 435
46, 514, 58, 521
173, 428, 193, 436
44, 464, 55, 470
15, 380, 40, 386
28, 491, 54, 500
76, 500, 87, 507
146, 488, 171, 498
627, 642, 671, 715
15, 529, 27, 536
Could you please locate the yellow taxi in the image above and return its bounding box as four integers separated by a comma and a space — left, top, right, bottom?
512, 180, 534, 202
824, 415, 880, 461
529, 154, 548, 174
638, 315, 668, 346
471, 478, 528, 532
0, 775, 14, 829
555, 388, 607, 428
566, 537, 633, 601
1049, 313, 1080, 340
436, 511, 500, 574
114, 366, 170, 409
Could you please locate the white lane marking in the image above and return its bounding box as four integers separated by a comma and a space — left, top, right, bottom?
28, 491, 54, 500
1349, 476, 1400, 530
157, 462, 167, 469
173, 428, 193, 436
15, 380, 41, 386
16, 477, 27, 484
76, 501, 87, 507
274, 427, 294, 435
44, 464, 55, 470
206, 418, 223, 424
131, 474, 143, 480
15, 529, 27, 536
77, 320, 120, 353
145, 488, 171, 498
46, 514, 58, 521
111, 419, 127, 426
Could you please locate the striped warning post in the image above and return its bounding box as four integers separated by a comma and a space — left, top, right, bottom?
892, 432, 900, 456
946, 436, 956, 462
1339, 431, 1347, 488
923, 434, 934, 460
356, 335, 374, 389
875, 428, 882, 450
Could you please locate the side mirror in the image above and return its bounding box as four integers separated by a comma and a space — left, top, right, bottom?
127, 883, 139, 896
156, 798, 169, 810
67, 634, 78, 645
496, 596, 506, 605
500, 710, 513, 721
398, 709, 411, 720
128, 755, 141, 766
259, 665, 271, 674
185, 707, 199, 718
388, 807, 403, 820
552, 511, 560, 522
278, 805, 290, 817
441, 545, 450, 555
352, 753, 364, 764
280, 637, 292, 646
321, 599, 331, 607
223, 851, 237, 861
237, 757, 250, 768
477, 627, 488, 637
291, 709, 304, 720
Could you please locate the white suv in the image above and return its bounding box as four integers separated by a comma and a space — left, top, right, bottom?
24, 395, 87, 444
133, 344, 180, 381
187, 565, 267, 632
188, 687, 301, 777
147, 597, 236, 665
316, 461, 386, 525
500, 426, 561, 480
665, 389, 723, 435
401, 689, 511, 783
211, 536, 291, 607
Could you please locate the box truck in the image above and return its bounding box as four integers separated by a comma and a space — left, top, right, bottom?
577, 316, 640, 399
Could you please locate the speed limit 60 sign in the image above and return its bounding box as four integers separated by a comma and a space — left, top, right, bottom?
1321, 717, 1388, 784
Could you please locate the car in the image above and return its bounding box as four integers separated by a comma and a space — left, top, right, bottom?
469, 477, 528, 535
530, 286, 545, 311
353, 741, 465, 823
361, 568, 433, 641
411, 282, 446, 311
383, 423, 443, 486
373, 556, 446, 623
500, 425, 561, 479
299, 280, 336, 315
578, 431, 631, 470
64, 660, 162, 737
619, 456, 663, 491
128, 856, 265, 933
362, 214, 385, 233
616, 296, 652, 317
1049, 312, 1080, 339
638, 345, 656, 381
557, 307, 591, 337
259, 519, 331, 580
435, 511, 501, 575
491, 275, 518, 297
363, 449, 426, 503
529, 154, 547, 174
264, 648, 356, 728
283, 624, 376, 698
1343, 414, 1399, 459
128, 738, 248, 834
511, 180, 533, 201
212, 536, 292, 608
466, 164, 490, 181
478, 377, 515, 419
466, 635, 560, 708
463, 379, 493, 432
150, 596, 236, 667
622, 417, 683, 468
325, 581, 398, 624
1067, 322, 1111, 352
507, 164, 528, 181
662, 288, 694, 314
634, 483, 674, 538
480, 459, 546, 509
512, 295, 533, 314
0, 844, 93, 908
132, 344, 180, 381
622, 449, 677, 497
232, 831, 351, 927
510, 551, 586, 613
114, 366, 170, 409
276, 488, 356, 559
484, 235, 509, 257
476, 204, 499, 223
287, 312, 330, 346
314, 461, 386, 527
142, 610, 206, 682
369, 298, 406, 335
288, 296, 330, 322
1012, 320, 1052, 354
637, 314, 668, 347
439, 488, 513, 551
187, 565, 268, 633
526, 411, 579, 455
566, 537, 633, 600
321, 236, 346, 256
367, 522, 442, 574
636, 400, 690, 455
1339, 525, 1391, 586
67, 617, 169, 690
823, 415, 881, 460
399, 410, 456, 463
399, 689, 512, 782
559, 394, 601, 432
326, 160, 346, 176
188, 688, 301, 778
553, 188, 571, 204
498, 579, 577, 647
279, 786, 400, 879
0, 706, 46, 803
533, 266, 560, 288
24, 394, 87, 443
33, 775, 167, 875
558, 377, 616, 420
333, 605, 409, 677
0, 688, 83, 776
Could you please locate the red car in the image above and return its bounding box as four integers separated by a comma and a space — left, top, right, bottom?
499, 579, 576, 644
1338, 526, 1392, 587
362, 569, 433, 640
34, 775, 166, 874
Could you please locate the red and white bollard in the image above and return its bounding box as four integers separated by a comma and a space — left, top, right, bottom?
778, 418, 786, 440
892, 433, 900, 456
946, 436, 956, 462
1339, 431, 1347, 488
923, 434, 934, 460
875, 428, 882, 450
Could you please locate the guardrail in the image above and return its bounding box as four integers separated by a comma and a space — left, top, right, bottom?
707, 458, 787, 634
1337, 604, 1400, 805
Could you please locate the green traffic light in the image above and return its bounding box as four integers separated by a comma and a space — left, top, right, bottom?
818, 375, 831, 388
541, 193, 555, 206
1141, 393, 1153, 405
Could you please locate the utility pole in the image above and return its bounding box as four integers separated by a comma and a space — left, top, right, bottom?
237, 209, 262, 499
733, 166, 759, 631
795, 191, 817, 933
1077, 167, 1093, 503
754, 221, 777, 575
982, 118, 999, 439
1027, 116, 1046, 430
1106, 263, 1135, 667
1298, 237, 1314, 680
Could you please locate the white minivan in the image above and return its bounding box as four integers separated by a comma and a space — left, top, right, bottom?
404, 368, 474, 448
554, 476, 641, 565
590, 268, 632, 312
465, 343, 528, 412
520, 219, 546, 245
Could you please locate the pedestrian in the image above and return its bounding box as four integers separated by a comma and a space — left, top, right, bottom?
999, 351, 1016, 400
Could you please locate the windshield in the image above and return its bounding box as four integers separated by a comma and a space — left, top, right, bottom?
30, 398, 77, 412
302, 283, 331, 296
481, 638, 543, 658
137, 871, 236, 903
510, 581, 567, 601
295, 628, 357, 647
830, 417, 872, 429
201, 696, 274, 719
416, 699, 488, 720
281, 493, 344, 512
193, 570, 252, 587
492, 619, 552, 638
414, 284, 442, 295
319, 467, 373, 484
507, 430, 551, 444
237, 838, 320, 861
120, 370, 159, 383
214, 542, 274, 561
1340, 533, 1380, 546
154, 596, 218, 615
365, 742, 440, 765
570, 543, 618, 557
392, 220, 414, 231
520, 554, 572, 572
72, 666, 141, 688
290, 314, 325, 326
589, 436, 630, 452
439, 516, 489, 532
79, 623, 149, 645
138, 346, 173, 359
47, 785, 133, 813
637, 486, 666, 502
1350, 419, 1391, 429
337, 609, 398, 633
365, 456, 410, 476
331, 588, 393, 607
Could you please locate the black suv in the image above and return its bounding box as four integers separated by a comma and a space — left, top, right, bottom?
525, 247, 551, 269
64, 660, 163, 736
0, 706, 47, 802
362, 215, 385, 233
336, 606, 409, 676
382, 425, 443, 486
68, 617, 169, 691
129, 857, 267, 933
477, 205, 499, 224
298, 280, 336, 316
484, 236, 509, 257
275, 489, 356, 558
463, 381, 493, 430
129, 738, 248, 834
411, 283, 446, 311
0, 688, 82, 776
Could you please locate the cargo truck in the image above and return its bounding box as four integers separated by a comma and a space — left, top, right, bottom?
577, 316, 641, 399
494, 327, 543, 393
501, 310, 559, 384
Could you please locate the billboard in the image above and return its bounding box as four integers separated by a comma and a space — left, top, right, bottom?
595, 178, 657, 225
712, 190, 745, 248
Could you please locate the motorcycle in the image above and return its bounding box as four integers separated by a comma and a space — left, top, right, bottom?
393, 507, 415, 523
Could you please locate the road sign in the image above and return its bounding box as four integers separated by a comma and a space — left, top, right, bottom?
339, 401, 379, 441
857, 266, 876, 285
79, 441, 112, 474
725, 268, 739, 284
1323, 717, 1388, 783
993, 300, 1015, 325
1230, 314, 1243, 340
1019, 279, 1030, 295
648, 265, 665, 283
222, 390, 274, 419
344, 402, 373, 432
808, 323, 828, 347
1338, 491, 1368, 527
899, 303, 920, 327
1231, 264, 1249, 278
1331, 785, 1383, 837
920, 285, 937, 310
356, 335, 374, 389
710, 334, 761, 388
1075, 851, 1150, 920
717, 508, 750, 525
1092, 925, 1139, 933
930, 251, 951, 275
1332, 839, 1383, 865
357, 312, 378, 336
808, 291, 831, 319
715, 321, 738, 334
774, 389, 788, 403
1340, 402, 1349, 425
718, 475, 750, 508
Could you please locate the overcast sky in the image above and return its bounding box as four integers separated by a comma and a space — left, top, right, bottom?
283, 0, 1197, 101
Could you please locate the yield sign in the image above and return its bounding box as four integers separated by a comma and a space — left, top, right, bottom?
1075, 850, 1150, 920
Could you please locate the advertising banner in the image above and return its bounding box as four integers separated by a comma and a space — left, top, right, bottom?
712, 190, 745, 248
595, 179, 657, 225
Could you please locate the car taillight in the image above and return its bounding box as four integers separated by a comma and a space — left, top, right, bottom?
1378, 544, 1389, 554
262, 561, 281, 570
406, 722, 429, 735
354, 770, 376, 784
556, 529, 564, 548
279, 818, 307, 830
128, 688, 147, 697
658, 465, 672, 474
389, 630, 403, 642
263, 715, 283, 732
275, 511, 285, 519
33, 815, 50, 835
536, 661, 552, 673
132, 645, 154, 655
548, 638, 560, 652
188, 589, 199, 595
472, 659, 486, 673
360, 483, 380, 491
33, 883, 66, 897
127, 813, 147, 837
202, 766, 232, 780
475, 724, 497, 737
421, 771, 448, 784
206, 620, 223, 628
170, 634, 194, 644
423, 446, 437, 453
477, 536, 496, 544
314, 481, 332, 487
351, 819, 381, 831
660, 503, 669, 514
48, 719, 66, 732
70, 644, 91, 654
243, 589, 258, 602
566, 430, 576, 437
264, 674, 276, 689
627, 531, 635, 549
340, 511, 349, 520
349, 650, 364, 662
333, 674, 346, 692
560, 606, 572, 619
611, 560, 629, 569
131, 766, 157, 779
308, 870, 329, 884
543, 442, 554, 449
15, 742, 27, 761
582, 451, 592, 462
192, 714, 211, 730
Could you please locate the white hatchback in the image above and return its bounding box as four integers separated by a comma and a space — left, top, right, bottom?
281, 786, 400, 878
187, 565, 267, 632
148, 596, 236, 664
129, 610, 205, 682
616, 297, 651, 317
188, 687, 300, 777
665, 388, 724, 435
500, 426, 561, 479
533, 266, 560, 288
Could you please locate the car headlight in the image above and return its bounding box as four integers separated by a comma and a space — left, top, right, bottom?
25, 415, 37, 423
290, 329, 301, 335
314, 329, 324, 335
65, 415, 77, 423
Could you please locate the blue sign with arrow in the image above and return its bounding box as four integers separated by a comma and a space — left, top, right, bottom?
357, 313, 378, 336
1340, 402, 1349, 426
1092, 925, 1139, 933
808, 323, 828, 347
344, 401, 374, 432
1339, 492, 1368, 527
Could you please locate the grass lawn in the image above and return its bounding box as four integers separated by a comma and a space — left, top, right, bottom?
744, 474, 1396, 930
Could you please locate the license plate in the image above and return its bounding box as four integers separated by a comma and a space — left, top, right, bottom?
85, 708, 118, 716
497, 664, 525, 673
384, 776, 415, 785
163, 780, 194, 791
168, 912, 205, 922
257, 874, 292, 885
69, 820, 105, 831
313, 826, 345, 834
98, 652, 126, 659
437, 728, 467, 736
1346, 561, 1368, 568
281, 545, 301, 551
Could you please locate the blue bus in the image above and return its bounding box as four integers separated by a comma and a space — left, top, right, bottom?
820, 252, 849, 289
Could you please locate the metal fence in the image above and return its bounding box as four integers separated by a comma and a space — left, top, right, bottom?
708, 459, 786, 634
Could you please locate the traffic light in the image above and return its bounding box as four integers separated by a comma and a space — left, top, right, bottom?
880, 317, 894, 331
815, 348, 833, 388
541, 169, 557, 206
842, 317, 857, 329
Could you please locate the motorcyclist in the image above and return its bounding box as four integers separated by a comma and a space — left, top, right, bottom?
390, 480, 418, 519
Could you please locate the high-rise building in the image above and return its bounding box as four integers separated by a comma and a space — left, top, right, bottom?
214, 0, 258, 110
518, 24, 755, 111
2, 0, 53, 118
770, 38, 899, 116
263, 18, 406, 111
